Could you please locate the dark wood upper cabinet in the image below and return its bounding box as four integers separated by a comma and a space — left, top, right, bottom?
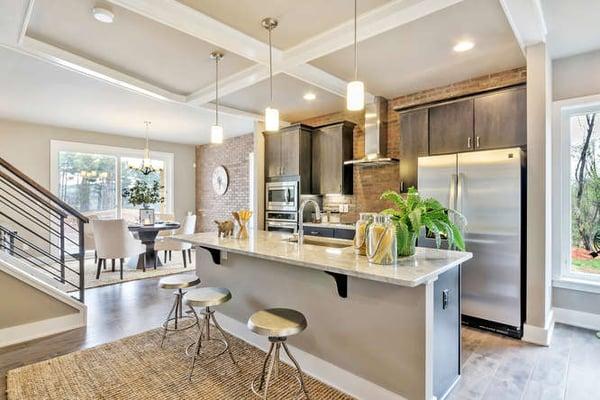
429, 99, 474, 155
399, 109, 429, 192
474, 86, 526, 150
264, 124, 313, 193
311, 121, 355, 195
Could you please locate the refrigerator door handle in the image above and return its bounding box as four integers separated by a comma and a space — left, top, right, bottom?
448, 174, 458, 210
456, 173, 464, 213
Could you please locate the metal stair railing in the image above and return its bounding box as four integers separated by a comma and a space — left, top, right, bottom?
0, 156, 88, 302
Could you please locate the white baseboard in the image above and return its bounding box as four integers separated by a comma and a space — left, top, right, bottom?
522, 309, 555, 346
214, 311, 408, 400
554, 307, 600, 331
0, 312, 86, 348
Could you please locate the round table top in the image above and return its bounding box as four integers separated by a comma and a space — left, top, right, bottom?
128, 222, 180, 232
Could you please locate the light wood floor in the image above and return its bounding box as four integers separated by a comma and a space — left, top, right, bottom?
1, 276, 599, 400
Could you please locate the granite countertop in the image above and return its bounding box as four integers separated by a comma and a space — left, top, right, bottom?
302, 222, 356, 230
174, 230, 472, 287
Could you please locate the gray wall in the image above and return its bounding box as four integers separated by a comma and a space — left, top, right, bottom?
0, 118, 196, 222
553, 49, 600, 101
553, 287, 600, 315
0, 269, 77, 328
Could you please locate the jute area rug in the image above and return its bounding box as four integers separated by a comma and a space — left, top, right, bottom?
7, 327, 355, 400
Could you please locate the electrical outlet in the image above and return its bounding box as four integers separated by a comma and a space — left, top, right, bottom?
343, 204, 349, 213
338, 205, 344, 213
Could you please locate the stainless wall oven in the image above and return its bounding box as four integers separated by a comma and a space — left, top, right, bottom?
266, 181, 298, 212
265, 210, 297, 234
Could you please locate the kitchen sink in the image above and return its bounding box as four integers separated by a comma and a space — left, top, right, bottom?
285, 235, 353, 249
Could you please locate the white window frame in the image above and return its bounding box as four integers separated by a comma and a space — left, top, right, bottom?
50, 140, 175, 217
553, 94, 600, 292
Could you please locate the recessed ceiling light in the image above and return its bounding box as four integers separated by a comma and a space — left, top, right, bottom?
303, 92, 316, 101
453, 41, 475, 52
92, 7, 114, 23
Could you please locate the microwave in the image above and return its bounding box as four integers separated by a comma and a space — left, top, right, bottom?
266, 181, 298, 211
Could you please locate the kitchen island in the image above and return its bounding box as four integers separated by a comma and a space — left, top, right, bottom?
174, 230, 472, 400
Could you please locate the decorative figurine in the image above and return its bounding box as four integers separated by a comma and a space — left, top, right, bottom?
214, 220, 234, 238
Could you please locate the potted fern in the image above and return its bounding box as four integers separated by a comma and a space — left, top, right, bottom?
380, 187, 466, 257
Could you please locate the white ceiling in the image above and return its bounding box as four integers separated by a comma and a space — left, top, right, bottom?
0, 0, 555, 145
311, 0, 524, 99
0, 46, 254, 144
28, 0, 255, 95
220, 73, 346, 122
176, 0, 390, 50
541, 0, 600, 59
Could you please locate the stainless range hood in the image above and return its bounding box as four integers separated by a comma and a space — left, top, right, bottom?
344, 96, 399, 166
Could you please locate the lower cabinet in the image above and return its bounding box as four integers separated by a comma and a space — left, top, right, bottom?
433, 266, 461, 398
333, 229, 355, 240
304, 226, 334, 237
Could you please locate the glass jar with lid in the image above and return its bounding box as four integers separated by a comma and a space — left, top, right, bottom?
366, 214, 397, 265
354, 212, 375, 256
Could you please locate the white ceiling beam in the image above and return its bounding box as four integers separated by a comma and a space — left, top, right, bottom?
185, 0, 461, 104
105, 0, 278, 64
499, 0, 547, 53
16, 37, 263, 121
18, 0, 35, 45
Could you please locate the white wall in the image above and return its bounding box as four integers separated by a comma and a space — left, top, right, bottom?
0, 118, 196, 222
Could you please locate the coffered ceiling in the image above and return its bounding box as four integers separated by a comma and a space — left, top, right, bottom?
1, 0, 584, 144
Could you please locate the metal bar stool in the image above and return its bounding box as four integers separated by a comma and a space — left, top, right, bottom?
184, 287, 238, 381
158, 274, 201, 348
248, 308, 310, 400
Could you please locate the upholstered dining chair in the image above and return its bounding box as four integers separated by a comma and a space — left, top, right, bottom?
156, 213, 176, 261
155, 214, 196, 268
92, 219, 145, 280
83, 214, 98, 263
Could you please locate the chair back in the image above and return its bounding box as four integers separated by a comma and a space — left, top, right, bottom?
180, 214, 197, 235
157, 213, 176, 237
83, 214, 98, 249
92, 219, 139, 259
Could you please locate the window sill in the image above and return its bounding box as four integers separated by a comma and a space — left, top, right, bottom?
553, 277, 600, 294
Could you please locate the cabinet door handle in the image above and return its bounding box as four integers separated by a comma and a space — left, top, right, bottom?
310, 231, 320, 236
475, 136, 480, 148
442, 289, 450, 310
467, 137, 472, 149
400, 181, 405, 192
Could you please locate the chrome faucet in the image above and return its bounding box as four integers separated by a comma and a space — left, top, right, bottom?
298, 199, 321, 245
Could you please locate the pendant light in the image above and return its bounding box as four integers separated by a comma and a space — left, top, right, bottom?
346, 0, 364, 111
210, 51, 224, 144
262, 17, 279, 132
128, 121, 162, 174
143, 120, 151, 167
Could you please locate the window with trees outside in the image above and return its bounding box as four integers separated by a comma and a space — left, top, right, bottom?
51, 141, 173, 223
570, 110, 600, 277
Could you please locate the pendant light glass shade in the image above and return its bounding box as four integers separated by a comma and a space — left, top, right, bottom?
265, 107, 279, 132
211, 125, 223, 144
346, 81, 365, 111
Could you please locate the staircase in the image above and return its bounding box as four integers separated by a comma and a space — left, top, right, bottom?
0, 156, 88, 302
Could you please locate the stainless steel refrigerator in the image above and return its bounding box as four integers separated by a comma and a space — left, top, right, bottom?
418, 148, 525, 338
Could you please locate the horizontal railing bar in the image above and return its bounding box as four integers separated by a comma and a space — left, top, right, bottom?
0, 196, 64, 238
0, 157, 88, 223
1, 230, 82, 275
0, 185, 63, 227
0, 172, 68, 218
0, 244, 81, 290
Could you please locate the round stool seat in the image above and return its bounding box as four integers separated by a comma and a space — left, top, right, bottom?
248, 308, 307, 338
185, 287, 232, 308
158, 274, 200, 290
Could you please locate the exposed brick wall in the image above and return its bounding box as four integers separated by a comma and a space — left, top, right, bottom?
297, 67, 527, 218
195, 133, 253, 232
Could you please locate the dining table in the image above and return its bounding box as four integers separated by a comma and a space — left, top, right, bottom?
127, 222, 180, 270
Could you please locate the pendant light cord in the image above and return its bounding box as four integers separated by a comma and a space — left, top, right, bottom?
354, 0, 358, 81
215, 56, 219, 126
268, 27, 273, 105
